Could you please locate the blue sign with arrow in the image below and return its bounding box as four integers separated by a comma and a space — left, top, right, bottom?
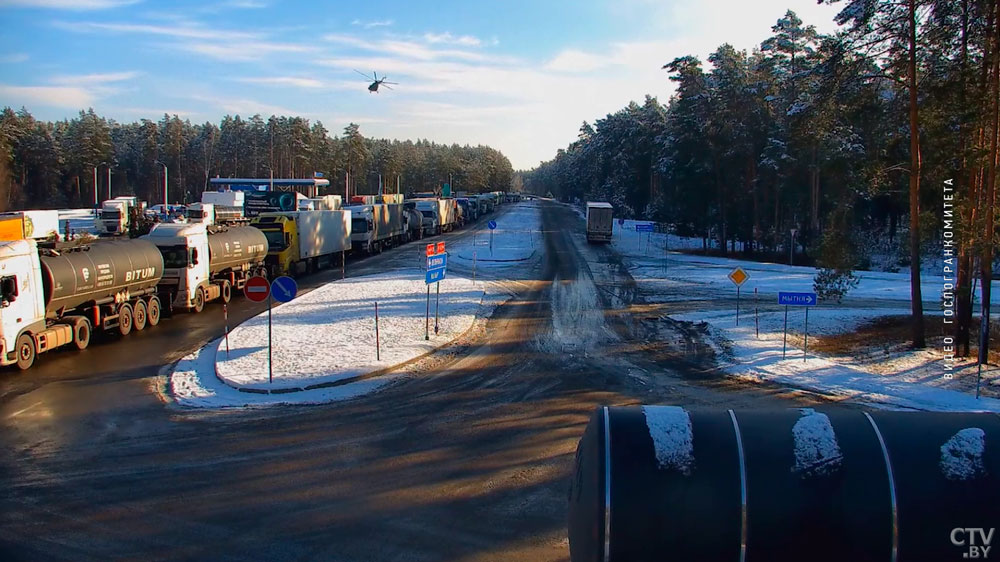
635, 223, 655, 232
427, 254, 448, 269
271, 275, 298, 303
426, 267, 446, 284
488, 220, 497, 230
778, 291, 817, 306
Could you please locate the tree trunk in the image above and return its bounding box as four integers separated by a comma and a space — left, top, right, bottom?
907, 0, 926, 348
810, 144, 820, 232
979, 0, 1000, 361
955, 0, 975, 357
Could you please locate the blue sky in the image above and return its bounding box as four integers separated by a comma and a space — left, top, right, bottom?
0, 0, 842, 169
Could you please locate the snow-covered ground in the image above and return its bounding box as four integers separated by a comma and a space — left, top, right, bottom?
450, 201, 541, 274
58, 208, 97, 236
585, 213, 1000, 412
213, 271, 502, 392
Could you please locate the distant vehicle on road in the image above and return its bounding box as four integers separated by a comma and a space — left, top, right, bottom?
586, 202, 614, 243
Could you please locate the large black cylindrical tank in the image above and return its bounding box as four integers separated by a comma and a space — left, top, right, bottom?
40, 239, 163, 314
207, 226, 267, 275
568, 407, 1000, 562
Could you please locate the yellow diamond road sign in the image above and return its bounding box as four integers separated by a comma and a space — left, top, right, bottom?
728, 267, 749, 286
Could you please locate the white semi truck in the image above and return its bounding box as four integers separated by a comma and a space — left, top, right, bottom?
186, 203, 247, 225
0, 237, 164, 369
96, 196, 141, 236
144, 223, 268, 313
414, 199, 457, 236
346, 203, 405, 255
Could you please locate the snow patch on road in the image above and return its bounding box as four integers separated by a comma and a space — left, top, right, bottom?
940, 428, 987, 481
642, 405, 695, 475
791, 409, 843, 477
169, 339, 400, 408
538, 271, 613, 354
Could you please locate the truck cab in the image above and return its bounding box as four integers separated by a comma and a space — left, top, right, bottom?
145, 224, 211, 312
414, 200, 441, 236
250, 214, 300, 277
347, 205, 379, 254
0, 240, 47, 368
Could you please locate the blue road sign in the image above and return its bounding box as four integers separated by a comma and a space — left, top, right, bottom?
426, 267, 446, 284
635, 223, 655, 232
618, 218, 625, 226
427, 254, 448, 269
271, 275, 298, 303
778, 291, 817, 306
488, 220, 497, 230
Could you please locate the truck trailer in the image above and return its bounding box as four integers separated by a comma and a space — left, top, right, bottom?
145, 223, 268, 312
186, 203, 248, 226
250, 210, 351, 277
345, 203, 405, 255
0, 211, 61, 242
0, 237, 164, 369
585, 202, 614, 243
414, 199, 456, 236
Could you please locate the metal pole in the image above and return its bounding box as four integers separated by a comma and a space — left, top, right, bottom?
267, 291, 273, 384
341, 250, 345, 279
425, 285, 430, 340
490, 229, 494, 255
789, 231, 794, 266
736, 286, 740, 326
803, 307, 809, 361
375, 301, 380, 361
163, 165, 168, 220
754, 287, 759, 339
93, 167, 98, 207
107, 166, 112, 200
224, 303, 230, 357
434, 281, 440, 335
782, 305, 788, 359
473, 250, 477, 282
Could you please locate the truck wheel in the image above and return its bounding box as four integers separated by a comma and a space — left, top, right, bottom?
146, 297, 161, 326
15, 334, 35, 370
118, 303, 133, 336
72, 318, 91, 350
133, 300, 148, 331
192, 287, 205, 313
220, 280, 232, 304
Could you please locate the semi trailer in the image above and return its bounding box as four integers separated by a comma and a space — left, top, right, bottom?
250, 210, 351, 277
0, 211, 61, 242
585, 201, 614, 243
346, 203, 405, 254
186, 203, 248, 225
145, 223, 268, 313
0, 237, 164, 369
414, 199, 456, 235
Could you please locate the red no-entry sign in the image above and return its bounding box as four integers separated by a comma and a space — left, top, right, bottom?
244, 275, 270, 302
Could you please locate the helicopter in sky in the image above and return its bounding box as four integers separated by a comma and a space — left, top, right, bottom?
354, 70, 398, 93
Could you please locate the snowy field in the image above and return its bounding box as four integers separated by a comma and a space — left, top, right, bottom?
214, 271, 499, 392
58, 208, 97, 236
576, 210, 1000, 411
451, 201, 541, 271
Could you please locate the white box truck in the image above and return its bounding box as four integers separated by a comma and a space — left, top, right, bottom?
346, 203, 404, 254
250, 210, 351, 277
586, 202, 614, 243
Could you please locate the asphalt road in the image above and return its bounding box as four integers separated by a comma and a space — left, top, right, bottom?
0, 201, 823, 561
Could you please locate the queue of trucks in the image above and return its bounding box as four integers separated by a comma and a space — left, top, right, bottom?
0, 188, 510, 369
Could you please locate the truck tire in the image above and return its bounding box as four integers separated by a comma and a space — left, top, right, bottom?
192, 287, 205, 313
15, 333, 35, 370
220, 280, 232, 304
118, 303, 133, 336
146, 296, 161, 327
72, 318, 91, 350
133, 300, 148, 331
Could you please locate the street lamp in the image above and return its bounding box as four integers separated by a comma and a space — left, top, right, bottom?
154, 160, 168, 220
94, 162, 111, 205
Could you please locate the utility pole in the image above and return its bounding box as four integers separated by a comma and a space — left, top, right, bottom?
154, 160, 168, 219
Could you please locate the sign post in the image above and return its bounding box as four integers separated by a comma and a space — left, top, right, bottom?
728, 267, 750, 326
268, 275, 298, 385
488, 220, 497, 255
425, 242, 447, 337
636, 223, 654, 254
244, 275, 271, 381
777, 291, 817, 360
375, 301, 380, 361
223, 303, 230, 357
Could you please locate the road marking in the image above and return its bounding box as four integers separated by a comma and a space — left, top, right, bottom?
6, 400, 43, 419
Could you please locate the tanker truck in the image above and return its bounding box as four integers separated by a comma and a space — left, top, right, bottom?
0, 237, 164, 369
144, 223, 268, 313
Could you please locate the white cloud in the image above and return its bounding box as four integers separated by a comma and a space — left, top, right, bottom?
423, 32, 481, 47
0, 53, 29, 63
351, 18, 393, 29
0, 0, 139, 9
545, 49, 610, 73
185, 93, 299, 117
50, 71, 141, 85
55, 20, 256, 40
0, 84, 94, 108
174, 40, 312, 62
234, 76, 325, 88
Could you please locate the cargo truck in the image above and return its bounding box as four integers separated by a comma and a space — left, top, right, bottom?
297, 195, 342, 211
186, 203, 248, 225
0, 237, 164, 369
250, 210, 351, 277
414, 199, 456, 236
0, 210, 60, 242
585, 202, 614, 243
145, 223, 268, 313
201, 190, 244, 208
346, 203, 405, 254
96, 196, 141, 236
402, 202, 424, 243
